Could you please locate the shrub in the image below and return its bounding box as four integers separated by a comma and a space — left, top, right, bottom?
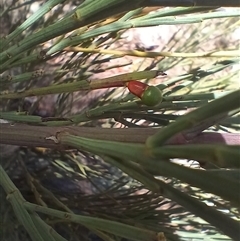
0, 1, 239, 241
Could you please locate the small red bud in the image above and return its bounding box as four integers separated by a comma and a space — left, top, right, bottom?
127, 80, 148, 98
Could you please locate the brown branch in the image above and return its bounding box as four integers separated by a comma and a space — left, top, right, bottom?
0, 124, 155, 149
0, 124, 239, 150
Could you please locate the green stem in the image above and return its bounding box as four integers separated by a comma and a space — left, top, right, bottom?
0, 70, 159, 99
0, 166, 46, 241
23, 202, 160, 241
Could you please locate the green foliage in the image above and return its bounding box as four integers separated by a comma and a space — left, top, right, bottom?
0, 1, 239, 241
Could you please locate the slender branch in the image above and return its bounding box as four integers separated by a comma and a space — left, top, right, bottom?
65, 47, 240, 58
0, 123, 239, 149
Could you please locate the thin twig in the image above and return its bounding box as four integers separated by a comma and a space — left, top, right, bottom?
65, 47, 240, 58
